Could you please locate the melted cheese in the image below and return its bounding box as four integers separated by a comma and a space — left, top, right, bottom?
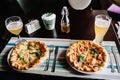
66, 40, 107, 72
9, 40, 48, 70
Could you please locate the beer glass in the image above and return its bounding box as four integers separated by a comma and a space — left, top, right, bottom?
5, 16, 24, 44
93, 14, 112, 45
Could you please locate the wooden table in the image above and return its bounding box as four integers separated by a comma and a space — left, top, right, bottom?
0, 9, 120, 80
22, 9, 120, 52
21, 10, 113, 39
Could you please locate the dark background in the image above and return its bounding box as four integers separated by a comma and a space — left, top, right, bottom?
0, 0, 113, 49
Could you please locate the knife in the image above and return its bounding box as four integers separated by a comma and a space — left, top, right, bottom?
51, 46, 59, 72
112, 46, 120, 73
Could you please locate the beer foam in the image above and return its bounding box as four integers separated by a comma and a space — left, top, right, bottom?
95, 19, 111, 28
41, 13, 56, 20
7, 21, 23, 30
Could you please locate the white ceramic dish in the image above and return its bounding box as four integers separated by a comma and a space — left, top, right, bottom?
66, 55, 108, 74
7, 44, 48, 72
7, 48, 33, 72
7, 48, 24, 72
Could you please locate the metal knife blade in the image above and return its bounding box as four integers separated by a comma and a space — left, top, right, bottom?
51, 46, 59, 72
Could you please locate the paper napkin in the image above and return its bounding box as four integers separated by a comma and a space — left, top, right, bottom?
107, 4, 120, 14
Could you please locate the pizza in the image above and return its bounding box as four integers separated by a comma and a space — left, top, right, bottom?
9, 40, 48, 70
66, 40, 108, 72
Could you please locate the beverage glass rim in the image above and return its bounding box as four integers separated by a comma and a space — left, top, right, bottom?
95, 14, 112, 21
5, 16, 22, 26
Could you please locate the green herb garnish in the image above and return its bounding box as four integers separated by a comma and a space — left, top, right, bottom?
78, 54, 84, 62
89, 47, 98, 54
29, 52, 42, 59
27, 44, 31, 50
18, 54, 28, 64
95, 63, 99, 67
18, 54, 23, 60
46, 13, 52, 17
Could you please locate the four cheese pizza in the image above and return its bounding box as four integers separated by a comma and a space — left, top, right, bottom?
66, 40, 108, 72
9, 40, 48, 70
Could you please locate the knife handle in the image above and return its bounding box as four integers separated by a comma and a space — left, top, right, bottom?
51, 46, 59, 72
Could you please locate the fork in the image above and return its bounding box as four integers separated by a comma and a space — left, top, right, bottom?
44, 45, 54, 71
112, 46, 120, 73
106, 47, 115, 72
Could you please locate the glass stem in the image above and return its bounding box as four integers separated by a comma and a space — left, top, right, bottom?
17, 35, 21, 42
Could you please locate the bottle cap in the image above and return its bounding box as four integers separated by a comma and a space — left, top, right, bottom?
61, 6, 69, 16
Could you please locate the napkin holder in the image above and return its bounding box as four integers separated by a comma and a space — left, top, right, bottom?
25, 19, 41, 34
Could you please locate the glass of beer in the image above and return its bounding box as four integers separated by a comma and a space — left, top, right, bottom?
5, 16, 24, 44
93, 14, 112, 45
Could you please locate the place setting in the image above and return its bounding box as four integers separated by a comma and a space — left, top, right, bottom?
2, 37, 119, 77
0, 9, 120, 80
1, 0, 120, 80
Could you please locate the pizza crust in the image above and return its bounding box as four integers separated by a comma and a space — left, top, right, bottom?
66, 40, 108, 72
9, 40, 48, 70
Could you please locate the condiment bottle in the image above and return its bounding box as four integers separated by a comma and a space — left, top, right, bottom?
61, 6, 70, 34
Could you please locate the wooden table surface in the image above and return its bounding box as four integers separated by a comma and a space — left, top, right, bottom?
0, 9, 120, 52
0, 9, 120, 80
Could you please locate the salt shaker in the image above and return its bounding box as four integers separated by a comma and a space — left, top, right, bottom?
61, 6, 70, 34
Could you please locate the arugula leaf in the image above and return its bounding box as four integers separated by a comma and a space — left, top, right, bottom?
18, 54, 28, 64
18, 54, 23, 60
78, 54, 84, 62
29, 52, 42, 59
27, 44, 31, 50
89, 47, 98, 54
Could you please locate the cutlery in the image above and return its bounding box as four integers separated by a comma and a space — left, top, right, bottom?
117, 27, 120, 38
51, 46, 59, 72
112, 46, 120, 73
106, 47, 115, 72
115, 23, 119, 30
115, 21, 120, 39
44, 45, 54, 71
117, 21, 120, 38
117, 21, 120, 26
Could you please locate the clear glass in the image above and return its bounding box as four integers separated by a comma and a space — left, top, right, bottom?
61, 6, 70, 34
41, 13, 56, 30
93, 14, 112, 45
5, 16, 24, 44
